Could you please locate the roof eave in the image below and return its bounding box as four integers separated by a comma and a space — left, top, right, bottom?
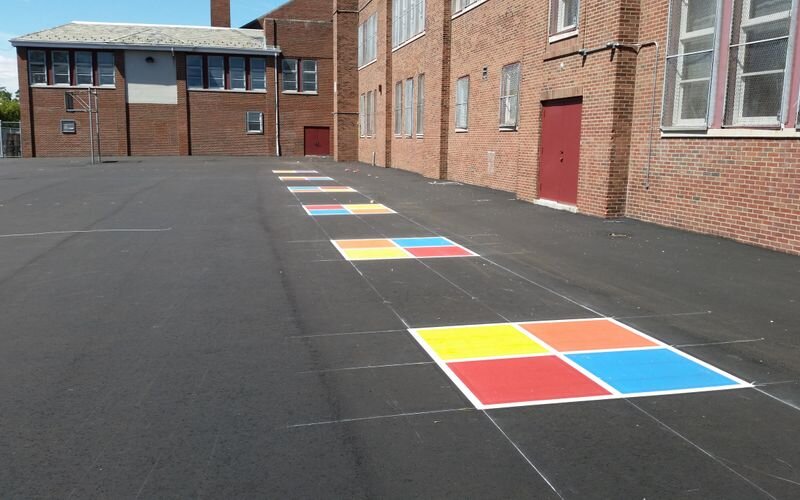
10, 39, 281, 56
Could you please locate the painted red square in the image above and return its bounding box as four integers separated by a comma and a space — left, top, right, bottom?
406, 246, 473, 258
447, 356, 610, 405
305, 204, 343, 210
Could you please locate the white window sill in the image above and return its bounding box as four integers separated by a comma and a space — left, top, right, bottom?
452, 0, 490, 20
247, 131, 264, 135
358, 59, 378, 71
416, 134, 424, 138
282, 90, 319, 95
661, 128, 800, 139
189, 88, 267, 94
499, 125, 518, 132
548, 30, 579, 44
392, 31, 426, 53
31, 84, 116, 89
455, 128, 469, 133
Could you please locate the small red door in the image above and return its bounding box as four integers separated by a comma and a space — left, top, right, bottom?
539, 98, 583, 205
304, 127, 330, 156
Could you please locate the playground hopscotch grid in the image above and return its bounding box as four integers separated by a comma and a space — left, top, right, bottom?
409, 317, 751, 410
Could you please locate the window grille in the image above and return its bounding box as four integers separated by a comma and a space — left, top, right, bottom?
302, 60, 318, 92
52, 51, 70, 85
208, 56, 225, 89
28, 50, 47, 85
663, 0, 718, 129
500, 63, 521, 128
250, 58, 266, 90
75, 52, 93, 86
230, 57, 246, 90
455, 76, 470, 130
282, 59, 298, 91
724, 0, 793, 126
550, 0, 580, 34
98, 52, 115, 86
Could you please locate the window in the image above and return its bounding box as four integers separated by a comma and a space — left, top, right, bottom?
61, 120, 76, 134
187, 55, 204, 89
301, 60, 318, 92
360, 93, 367, 137
393, 0, 426, 47
98, 52, 115, 86
550, 0, 580, 35
394, 81, 403, 135
455, 76, 470, 130
452, 0, 482, 15
404, 79, 414, 136
283, 59, 298, 91
370, 91, 376, 136
417, 74, 425, 135
358, 14, 378, 67
500, 63, 521, 129
663, 0, 718, 128
246, 111, 263, 134
28, 50, 47, 85
208, 56, 225, 89
250, 58, 266, 90
52, 51, 70, 85
724, 0, 793, 126
75, 51, 93, 86
230, 57, 246, 90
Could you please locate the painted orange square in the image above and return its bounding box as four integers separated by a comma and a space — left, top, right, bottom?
335, 239, 395, 249
519, 319, 659, 353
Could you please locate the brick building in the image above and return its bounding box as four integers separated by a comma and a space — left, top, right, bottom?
11, 0, 800, 255
11, 0, 354, 159
356, 0, 800, 255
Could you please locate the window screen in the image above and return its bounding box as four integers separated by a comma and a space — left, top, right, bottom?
455, 76, 470, 129
500, 63, 521, 128
282, 59, 298, 91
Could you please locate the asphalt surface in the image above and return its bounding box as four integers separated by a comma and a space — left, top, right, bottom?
0, 156, 798, 498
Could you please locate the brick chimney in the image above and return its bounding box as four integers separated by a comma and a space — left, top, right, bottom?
211, 0, 230, 28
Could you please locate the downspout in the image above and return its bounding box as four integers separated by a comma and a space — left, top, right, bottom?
274, 52, 280, 156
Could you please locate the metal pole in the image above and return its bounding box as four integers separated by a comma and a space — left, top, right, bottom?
274, 53, 280, 156
87, 90, 95, 165
93, 90, 102, 164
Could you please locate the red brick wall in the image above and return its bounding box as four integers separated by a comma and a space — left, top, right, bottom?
333, 0, 359, 161
211, 0, 231, 27
262, 0, 333, 22
188, 90, 272, 156
357, 0, 391, 167
128, 104, 181, 156
626, 0, 800, 255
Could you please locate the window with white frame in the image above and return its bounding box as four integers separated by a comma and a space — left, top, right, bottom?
246, 111, 263, 134
98, 52, 115, 86
358, 13, 378, 67
499, 63, 521, 129
662, 0, 799, 130
664, 0, 718, 128
550, 0, 580, 35
370, 91, 376, 136
28, 50, 47, 85
452, 0, 482, 15
75, 51, 93, 86
360, 93, 367, 137
404, 79, 414, 136
394, 82, 403, 135
725, 0, 793, 126
393, 0, 425, 47
187, 55, 204, 89
455, 76, 470, 130
416, 74, 425, 136
282, 59, 298, 91
250, 58, 266, 90
208, 56, 225, 89
52, 50, 70, 85
230, 57, 246, 90
301, 60, 318, 92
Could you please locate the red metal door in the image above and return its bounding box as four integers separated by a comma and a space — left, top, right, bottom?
539, 98, 583, 205
304, 127, 330, 156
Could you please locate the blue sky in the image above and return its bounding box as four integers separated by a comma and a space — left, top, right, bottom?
0, 0, 286, 93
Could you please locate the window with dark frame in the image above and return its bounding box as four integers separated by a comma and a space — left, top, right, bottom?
28, 50, 47, 85
52, 50, 70, 85
207, 55, 225, 89
187, 55, 204, 89
75, 51, 93, 86
61, 119, 76, 134
230, 57, 246, 90
282, 59, 298, 91
250, 58, 266, 90
246, 111, 263, 134
98, 52, 115, 86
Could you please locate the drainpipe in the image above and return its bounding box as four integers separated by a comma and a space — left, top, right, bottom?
274, 53, 280, 156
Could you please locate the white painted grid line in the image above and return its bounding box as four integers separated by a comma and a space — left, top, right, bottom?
287, 407, 475, 428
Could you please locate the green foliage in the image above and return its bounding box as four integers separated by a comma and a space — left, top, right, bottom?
0, 87, 21, 122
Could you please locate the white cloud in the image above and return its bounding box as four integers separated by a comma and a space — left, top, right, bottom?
0, 51, 18, 94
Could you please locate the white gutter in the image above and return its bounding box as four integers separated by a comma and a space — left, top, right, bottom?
10, 40, 281, 56
273, 53, 280, 156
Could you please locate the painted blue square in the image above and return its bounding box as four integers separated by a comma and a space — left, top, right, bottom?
310, 209, 351, 216
566, 348, 740, 394
392, 237, 454, 248
290, 186, 316, 191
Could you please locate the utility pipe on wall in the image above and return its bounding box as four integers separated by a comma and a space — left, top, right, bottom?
273, 53, 280, 157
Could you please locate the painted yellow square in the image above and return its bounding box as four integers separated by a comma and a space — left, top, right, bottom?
341, 247, 411, 261
417, 324, 549, 361
349, 207, 393, 214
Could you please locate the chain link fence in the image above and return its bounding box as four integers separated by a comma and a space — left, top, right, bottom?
0, 121, 22, 158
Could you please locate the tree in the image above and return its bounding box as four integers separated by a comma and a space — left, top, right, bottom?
0, 87, 21, 122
